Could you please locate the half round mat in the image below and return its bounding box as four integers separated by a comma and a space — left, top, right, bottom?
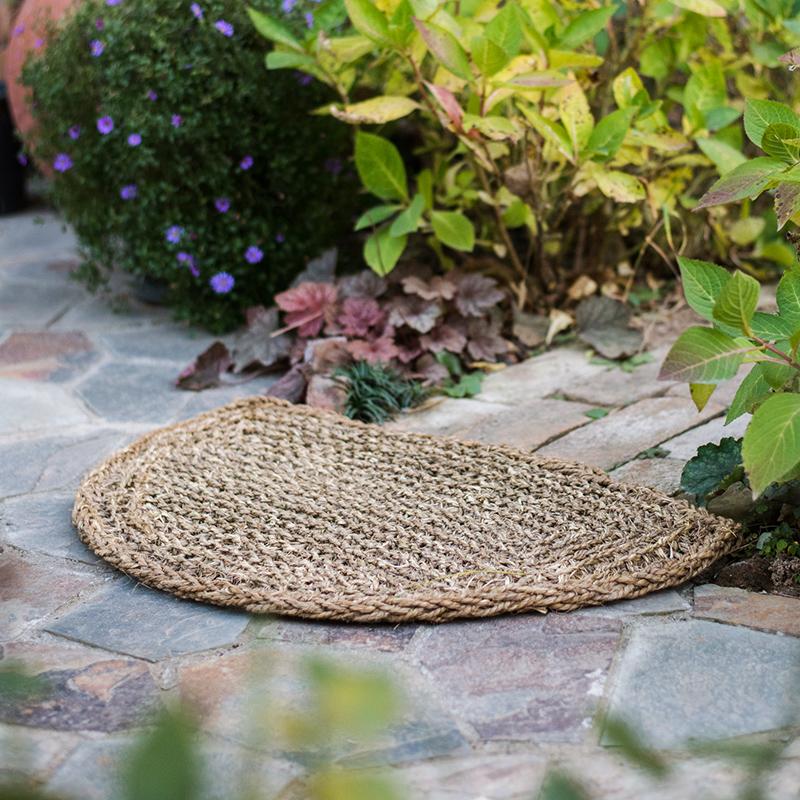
73, 397, 739, 622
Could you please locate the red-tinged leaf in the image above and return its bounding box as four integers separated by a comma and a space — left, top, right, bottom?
337, 296, 386, 337
388, 295, 442, 333
402, 274, 457, 301
231, 306, 292, 373
266, 364, 308, 403
414, 353, 451, 384
413, 18, 473, 81
346, 336, 400, 363
424, 81, 464, 130
695, 157, 785, 210
420, 323, 468, 353
454, 273, 506, 317
466, 318, 508, 361
176, 341, 232, 391
274, 282, 338, 337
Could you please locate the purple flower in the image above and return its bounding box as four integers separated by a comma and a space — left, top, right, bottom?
245, 245, 264, 264
12, 24, 24, 38
210, 272, 235, 294
68, 125, 81, 140
17, 153, 28, 166
53, 153, 73, 172
304, 12, 314, 28
120, 184, 138, 200
296, 72, 313, 86
214, 197, 230, 213
191, 2, 203, 18
171, 114, 182, 128
127, 132, 142, 146
95, 18, 105, 30
214, 19, 234, 36
176, 251, 192, 263
281, 0, 296, 11
97, 115, 114, 134
90, 39, 105, 57
275, 232, 285, 243
165, 225, 184, 243
106, 0, 122, 6
239, 155, 253, 170
33, 37, 44, 49
147, 89, 158, 102
189, 263, 200, 278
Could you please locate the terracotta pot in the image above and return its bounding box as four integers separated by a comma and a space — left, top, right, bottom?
3, 0, 79, 139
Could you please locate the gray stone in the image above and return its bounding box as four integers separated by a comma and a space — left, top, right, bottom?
0, 281, 82, 328
602, 619, 800, 748
609, 458, 685, 495
694, 584, 800, 637
416, 614, 621, 743
52, 293, 172, 332
257, 617, 418, 652
660, 414, 750, 462
46, 739, 129, 800
75, 362, 189, 424
0, 379, 92, 434
0, 430, 129, 498
45, 578, 251, 661
452, 398, 593, 450
387, 398, 513, 436
578, 589, 690, 618
2, 493, 100, 564
478, 347, 603, 405
0, 212, 78, 268
98, 327, 220, 364
0, 724, 80, 783
536, 397, 724, 470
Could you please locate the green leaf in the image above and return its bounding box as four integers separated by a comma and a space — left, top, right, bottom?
777, 270, 800, 329
430, 210, 475, 251
559, 82, 594, 155
331, 96, 419, 124
744, 99, 800, 148
265, 50, 316, 69
762, 359, 795, 389
678, 257, 731, 321
602, 718, 669, 778
389, 193, 425, 236
743, 393, 800, 496
443, 371, 484, 398
586, 108, 635, 160
751, 312, 795, 340
671, 0, 726, 15
695, 157, 785, 209
684, 62, 726, 130
485, 3, 524, 56
519, 107, 573, 159
761, 123, 800, 163
726, 364, 774, 422
471, 34, 510, 76
558, 6, 617, 50
345, 0, 390, 43
690, 382, 716, 411
247, 8, 302, 49
680, 437, 743, 501
363, 227, 407, 276
413, 19, 473, 81
696, 137, 748, 176
594, 169, 645, 202
585, 407, 610, 420
659, 326, 750, 383
775, 182, 800, 229
712, 270, 760, 334
355, 132, 408, 201
355, 204, 401, 231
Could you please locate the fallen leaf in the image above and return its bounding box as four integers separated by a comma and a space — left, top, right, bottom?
546, 309, 573, 345
512, 309, 549, 348
176, 341, 232, 391
567, 275, 598, 301
231, 306, 292, 373
265, 364, 308, 403
575, 295, 642, 359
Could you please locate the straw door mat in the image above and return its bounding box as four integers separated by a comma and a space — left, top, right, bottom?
73, 397, 739, 623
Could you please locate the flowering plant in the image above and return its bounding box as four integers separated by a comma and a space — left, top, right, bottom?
21, 0, 354, 331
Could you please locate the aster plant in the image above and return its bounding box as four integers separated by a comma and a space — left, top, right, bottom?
21, 0, 354, 332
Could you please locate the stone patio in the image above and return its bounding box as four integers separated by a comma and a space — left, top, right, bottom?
1, 210, 799, 799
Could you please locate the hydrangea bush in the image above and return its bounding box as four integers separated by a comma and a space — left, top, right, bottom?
21, 0, 354, 331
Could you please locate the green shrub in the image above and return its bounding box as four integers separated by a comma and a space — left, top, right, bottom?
250, 0, 800, 302
22, 0, 355, 332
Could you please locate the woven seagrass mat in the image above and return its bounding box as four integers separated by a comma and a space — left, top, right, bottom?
73, 397, 739, 623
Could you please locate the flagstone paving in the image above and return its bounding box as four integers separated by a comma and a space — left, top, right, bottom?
2, 210, 800, 798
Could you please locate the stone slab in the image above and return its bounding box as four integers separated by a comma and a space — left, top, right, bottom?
0, 723, 80, 783
387, 398, 513, 436
44, 578, 251, 661
536, 397, 724, 470
602, 619, 800, 748
694, 584, 800, 637
0, 212, 78, 267
98, 327, 219, 364
75, 362, 189, 424
416, 614, 621, 743
257, 617, 418, 653
0, 552, 103, 640
0, 331, 97, 382
578, 589, 690, 618
452, 398, 593, 449
0, 378, 92, 434
2, 493, 100, 565
660, 414, 750, 462
609, 458, 685, 496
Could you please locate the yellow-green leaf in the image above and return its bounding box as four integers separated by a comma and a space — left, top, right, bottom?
712, 270, 760, 334
743, 393, 800, 496
594, 169, 645, 202
690, 383, 716, 411
345, 0, 390, 43
364, 227, 407, 276
430, 210, 475, 251
331, 96, 419, 124
355, 132, 408, 201
670, 0, 726, 17
414, 19, 473, 81
659, 326, 750, 383
558, 82, 594, 155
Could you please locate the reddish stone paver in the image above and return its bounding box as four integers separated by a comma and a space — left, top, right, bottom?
0, 331, 96, 381
693, 584, 800, 638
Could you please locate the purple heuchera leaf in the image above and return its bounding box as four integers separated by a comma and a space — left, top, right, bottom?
388, 295, 441, 333
337, 297, 385, 337
420, 323, 467, 354
455, 273, 505, 317
347, 337, 400, 364
275, 282, 338, 338
466, 317, 508, 361
338, 270, 387, 299
402, 274, 457, 301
